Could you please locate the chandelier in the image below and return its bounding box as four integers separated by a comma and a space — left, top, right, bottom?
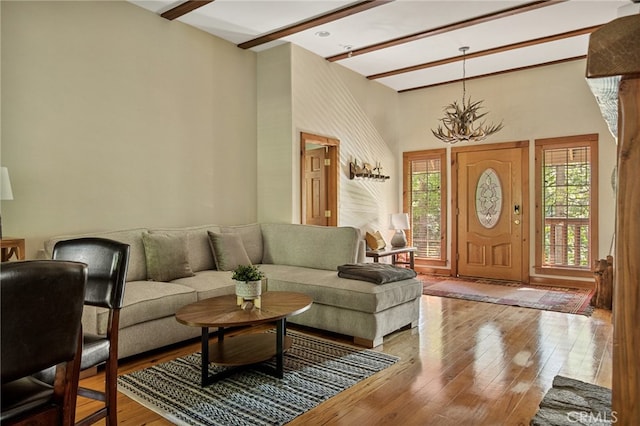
431, 46, 503, 144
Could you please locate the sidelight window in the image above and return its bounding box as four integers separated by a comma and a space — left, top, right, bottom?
403, 149, 447, 266
535, 134, 598, 276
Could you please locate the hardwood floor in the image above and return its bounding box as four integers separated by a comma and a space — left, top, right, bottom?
76, 295, 613, 425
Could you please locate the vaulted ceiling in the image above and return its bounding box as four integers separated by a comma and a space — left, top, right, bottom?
129, 0, 638, 92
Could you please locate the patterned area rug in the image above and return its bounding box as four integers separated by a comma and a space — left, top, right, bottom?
421, 275, 594, 316
117, 331, 398, 426
531, 376, 613, 425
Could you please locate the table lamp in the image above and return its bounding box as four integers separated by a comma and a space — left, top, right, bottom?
389, 213, 410, 247
1, 167, 14, 239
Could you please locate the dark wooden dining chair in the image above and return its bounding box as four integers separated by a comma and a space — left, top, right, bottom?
53, 237, 130, 426
1, 260, 87, 426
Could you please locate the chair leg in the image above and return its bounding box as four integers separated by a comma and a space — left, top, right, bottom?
105, 356, 118, 426
75, 356, 117, 426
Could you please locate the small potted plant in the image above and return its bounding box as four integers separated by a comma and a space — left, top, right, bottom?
232, 264, 265, 283
232, 265, 265, 309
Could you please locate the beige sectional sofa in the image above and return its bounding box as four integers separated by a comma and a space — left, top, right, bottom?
44, 223, 422, 358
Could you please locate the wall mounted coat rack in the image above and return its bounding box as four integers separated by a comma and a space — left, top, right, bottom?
349, 160, 390, 181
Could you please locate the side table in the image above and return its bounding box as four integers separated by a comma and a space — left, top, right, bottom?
366, 246, 417, 270
1, 237, 25, 262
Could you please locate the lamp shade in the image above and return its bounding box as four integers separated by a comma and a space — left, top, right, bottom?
0, 167, 13, 201
390, 213, 410, 230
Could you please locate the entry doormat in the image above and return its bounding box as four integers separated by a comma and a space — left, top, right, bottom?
531, 375, 613, 425
421, 275, 594, 316
117, 331, 398, 426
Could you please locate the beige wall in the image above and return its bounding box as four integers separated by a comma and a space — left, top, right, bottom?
399, 60, 618, 277
1, 1, 257, 259
256, 44, 294, 224
258, 44, 401, 237
1, 1, 617, 272
294, 45, 400, 236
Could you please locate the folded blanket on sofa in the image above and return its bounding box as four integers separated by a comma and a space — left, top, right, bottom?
337, 263, 417, 284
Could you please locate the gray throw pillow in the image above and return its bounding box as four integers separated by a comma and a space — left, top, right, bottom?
142, 231, 195, 281
221, 224, 263, 264
208, 231, 252, 271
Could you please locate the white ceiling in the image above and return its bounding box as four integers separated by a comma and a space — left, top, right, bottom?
129, 0, 638, 92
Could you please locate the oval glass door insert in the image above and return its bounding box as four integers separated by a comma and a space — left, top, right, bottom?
475, 168, 502, 228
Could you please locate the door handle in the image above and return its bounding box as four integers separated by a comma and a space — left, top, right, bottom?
514, 205, 520, 215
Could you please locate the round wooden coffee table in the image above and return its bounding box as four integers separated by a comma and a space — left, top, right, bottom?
175, 291, 312, 386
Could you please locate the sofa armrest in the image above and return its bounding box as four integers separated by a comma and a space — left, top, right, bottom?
357, 240, 366, 263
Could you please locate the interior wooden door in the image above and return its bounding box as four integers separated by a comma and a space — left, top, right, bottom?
300, 132, 339, 226
456, 146, 528, 282
304, 147, 328, 226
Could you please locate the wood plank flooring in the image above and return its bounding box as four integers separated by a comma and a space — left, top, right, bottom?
76, 294, 612, 425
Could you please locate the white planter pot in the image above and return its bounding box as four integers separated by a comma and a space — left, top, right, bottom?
235, 280, 262, 299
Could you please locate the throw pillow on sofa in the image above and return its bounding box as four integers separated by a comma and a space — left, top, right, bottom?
365, 231, 386, 250
142, 231, 195, 281
207, 231, 252, 271
221, 224, 263, 264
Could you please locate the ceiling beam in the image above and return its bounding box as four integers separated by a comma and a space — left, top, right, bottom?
161, 1, 214, 21
368, 25, 601, 81
398, 55, 585, 93
327, 0, 567, 62
237, 0, 394, 50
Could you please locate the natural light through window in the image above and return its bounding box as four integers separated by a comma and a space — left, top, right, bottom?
403, 149, 447, 265
535, 135, 598, 276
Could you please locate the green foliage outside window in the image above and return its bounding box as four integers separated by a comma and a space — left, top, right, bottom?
542, 147, 591, 268
410, 159, 442, 259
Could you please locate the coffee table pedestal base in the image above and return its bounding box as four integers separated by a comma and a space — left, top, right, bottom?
200, 318, 289, 386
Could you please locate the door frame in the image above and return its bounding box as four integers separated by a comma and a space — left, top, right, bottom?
300, 132, 339, 226
451, 140, 530, 282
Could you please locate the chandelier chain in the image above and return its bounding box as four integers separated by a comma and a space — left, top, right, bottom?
461, 48, 466, 105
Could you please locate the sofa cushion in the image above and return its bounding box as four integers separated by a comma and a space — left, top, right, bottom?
148, 225, 221, 272
258, 264, 423, 314
44, 228, 147, 282
261, 224, 360, 270
142, 232, 195, 281
94, 280, 197, 334
208, 232, 252, 271
221, 224, 263, 264
171, 270, 237, 300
